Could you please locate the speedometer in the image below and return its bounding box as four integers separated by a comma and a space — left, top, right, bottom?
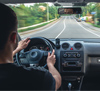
29, 46, 38, 51
45, 47, 50, 51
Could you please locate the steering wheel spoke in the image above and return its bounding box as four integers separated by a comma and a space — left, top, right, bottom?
19, 51, 30, 58
43, 51, 48, 56
42, 50, 51, 57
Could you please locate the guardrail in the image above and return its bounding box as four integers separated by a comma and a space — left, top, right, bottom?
18, 18, 57, 31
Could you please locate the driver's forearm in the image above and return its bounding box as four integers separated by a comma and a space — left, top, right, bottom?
48, 64, 61, 90
13, 48, 21, 56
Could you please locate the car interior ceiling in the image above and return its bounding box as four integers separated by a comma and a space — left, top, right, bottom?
1, 0, 100, 91
1, 0, 100, 4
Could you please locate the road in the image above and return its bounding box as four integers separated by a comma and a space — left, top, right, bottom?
20, 16, 100, 39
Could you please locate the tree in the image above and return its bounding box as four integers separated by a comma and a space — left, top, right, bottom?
86, 17, 88, 22
9, 3, 59, 28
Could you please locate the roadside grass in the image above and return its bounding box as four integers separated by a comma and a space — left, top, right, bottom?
86, 22, 100, 28
87, 22, 92, 25
93, 25, 100, 28
18, 20, 54, 33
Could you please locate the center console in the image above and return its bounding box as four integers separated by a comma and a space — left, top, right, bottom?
58, 41, 84, 90
61, 51, 84, 73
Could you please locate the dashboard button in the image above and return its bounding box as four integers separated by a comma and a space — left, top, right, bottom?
68, 54, 71, 57
77, 53, 81, 58
70, 47, 73, 50
63, 54, 67, 58
77, 62, 82, 67
73, 53, 77, 58
62, 62, 68, 67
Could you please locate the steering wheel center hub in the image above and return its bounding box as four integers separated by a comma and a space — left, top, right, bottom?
26, 49, 43, 64
31, 51, 38, 58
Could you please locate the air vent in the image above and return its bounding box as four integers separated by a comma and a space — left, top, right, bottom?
74, 43, 82, 50
62, 43, 69, 49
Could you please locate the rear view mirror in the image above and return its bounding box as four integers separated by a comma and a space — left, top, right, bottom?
58, 7, 82, 14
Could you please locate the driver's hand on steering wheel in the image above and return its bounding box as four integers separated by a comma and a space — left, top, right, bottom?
17, 38, 30, 51
46, 50, 61, 90
47, 50, 56, 67
13, 38, 30, 56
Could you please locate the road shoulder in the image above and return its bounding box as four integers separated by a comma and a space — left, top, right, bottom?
80, 21, 100, 32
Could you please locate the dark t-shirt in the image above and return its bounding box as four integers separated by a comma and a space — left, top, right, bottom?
0, 63, 55, 90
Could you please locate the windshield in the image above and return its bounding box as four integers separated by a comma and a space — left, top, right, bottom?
8, 3, 100, 39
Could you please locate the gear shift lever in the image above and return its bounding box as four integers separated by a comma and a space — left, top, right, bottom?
68, 83, 72, 91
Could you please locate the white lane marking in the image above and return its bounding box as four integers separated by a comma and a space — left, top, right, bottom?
72, 17, 100, 38
69, 16, 72, 22
55, 17, 66, 38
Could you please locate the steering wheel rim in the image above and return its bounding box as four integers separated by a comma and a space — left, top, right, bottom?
16, 37, 53, 67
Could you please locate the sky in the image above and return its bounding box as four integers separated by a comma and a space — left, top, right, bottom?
24, 3, 54, 7
7, 3, 54, 7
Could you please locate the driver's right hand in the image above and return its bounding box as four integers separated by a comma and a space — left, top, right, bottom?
47, 50, 56, 67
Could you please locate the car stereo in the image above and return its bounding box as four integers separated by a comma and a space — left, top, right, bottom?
60, 51, 84, 73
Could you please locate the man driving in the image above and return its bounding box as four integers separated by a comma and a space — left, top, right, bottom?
0, 3, 61, 90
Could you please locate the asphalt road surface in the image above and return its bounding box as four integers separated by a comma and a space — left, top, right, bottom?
20, 16, 100, 39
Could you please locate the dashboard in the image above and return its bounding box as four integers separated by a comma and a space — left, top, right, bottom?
17, 37, 100, 90
49, 38, 100, 90
23, 38, 100, 76
49, 38, 100, 76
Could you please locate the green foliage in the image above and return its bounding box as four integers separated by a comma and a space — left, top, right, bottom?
82, 3, 100, 24
82, 3, 96, 17
9, 3, 59, 28
93, 24, 100, 28
86, 17, 88, 21
88, 22, 100, 28
83, 12, 86, 16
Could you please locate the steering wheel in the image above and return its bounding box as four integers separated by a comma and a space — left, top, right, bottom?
16, 37, 53, 68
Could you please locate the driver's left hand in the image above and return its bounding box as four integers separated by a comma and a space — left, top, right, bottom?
17, 38, 30, 51
13, 38, 30, 56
